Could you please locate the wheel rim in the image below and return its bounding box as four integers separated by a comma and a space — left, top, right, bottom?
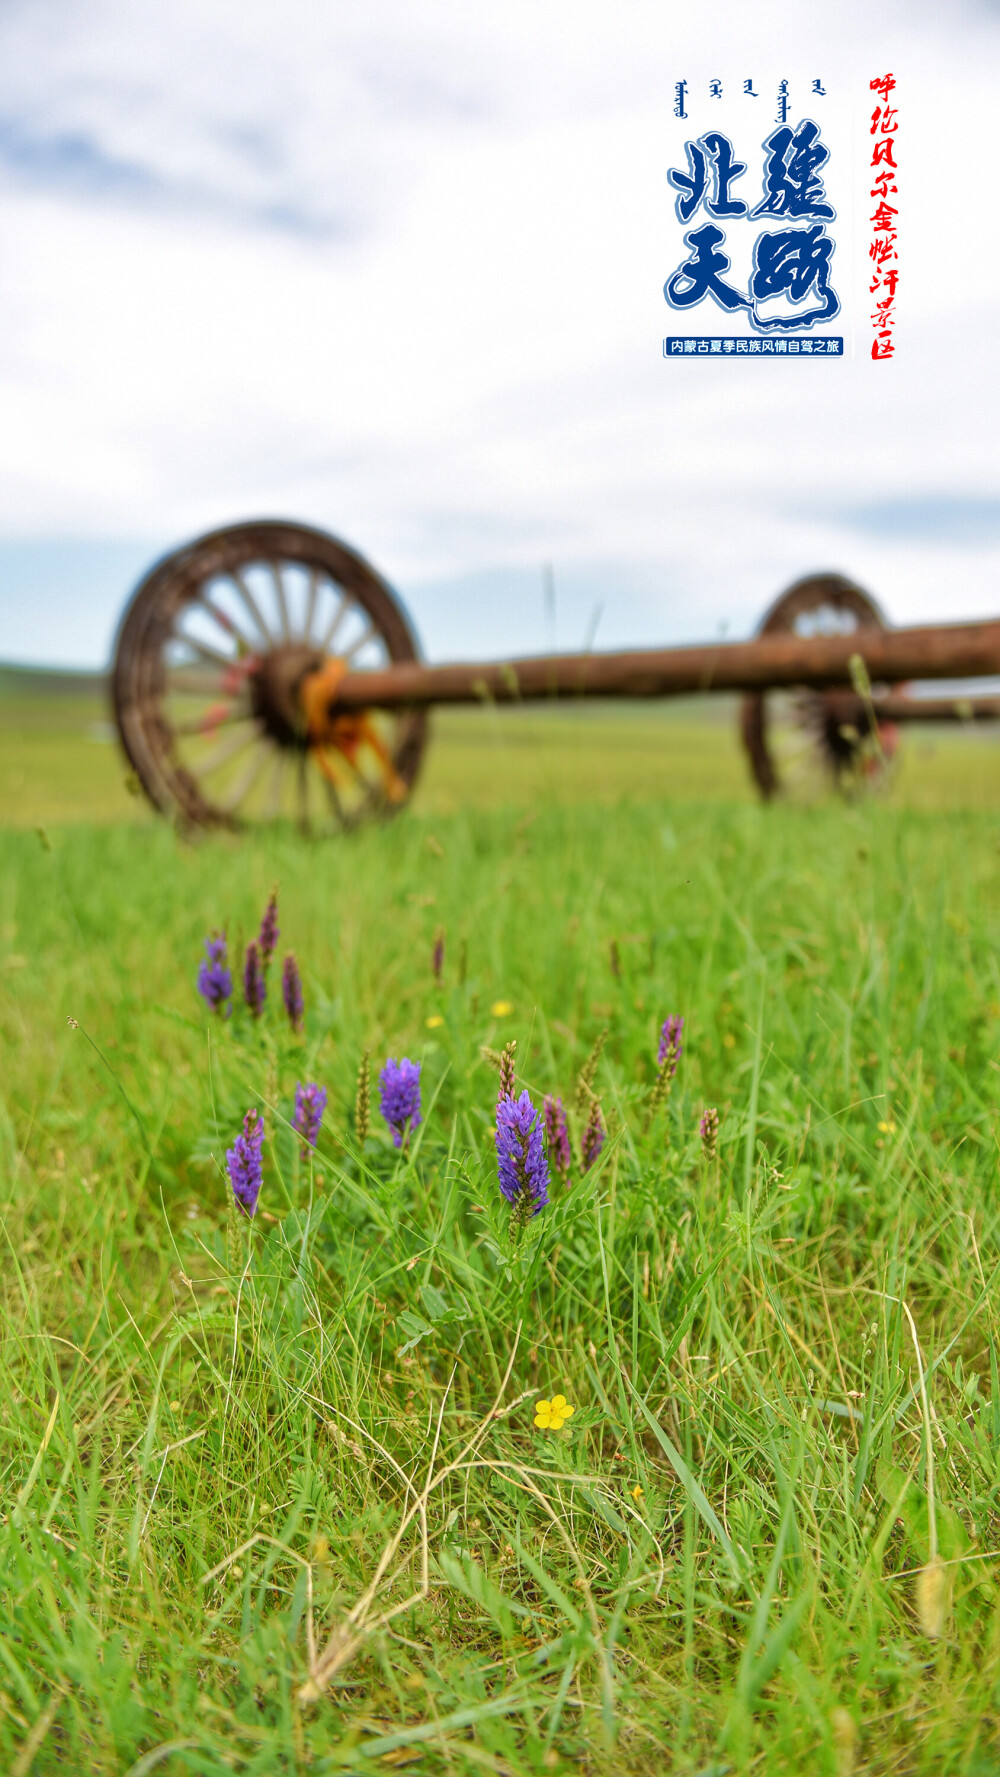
740, 573, 888, 801
112, 520, 428, 832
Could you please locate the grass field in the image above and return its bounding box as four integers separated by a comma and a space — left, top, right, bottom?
5, 683, 1000, 1773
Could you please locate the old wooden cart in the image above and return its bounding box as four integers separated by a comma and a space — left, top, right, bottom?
112, 520, 1000, 829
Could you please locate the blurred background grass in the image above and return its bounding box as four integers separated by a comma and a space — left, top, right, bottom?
5, 664, 1000, 826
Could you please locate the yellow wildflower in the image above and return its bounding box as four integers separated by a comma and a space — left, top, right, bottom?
534, 1394, 575, 1431
631, 1484, 644, 1501
425, 1014, 444, 1029
491, 1000, 514, 1017
877, 1119, 896, 1134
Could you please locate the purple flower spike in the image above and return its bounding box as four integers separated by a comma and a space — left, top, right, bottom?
379, 1057, 422, 1149
259, 889, 279, 968
293, 1081, 327, 1159
657, 1015, 684, 1075
432, 929, 445, 981
496, 1090, 550, 1215
197, 933, 232, 1013
282, 954, 304, 1033
581, 1100, 605, 1173
543, 1094, 571, 1181
243, 940, 265, 1018
227, 1108, 264, 1217
700, 1105, 719, 1161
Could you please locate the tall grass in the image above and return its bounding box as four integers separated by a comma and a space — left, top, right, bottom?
2, 794, 1000, 1772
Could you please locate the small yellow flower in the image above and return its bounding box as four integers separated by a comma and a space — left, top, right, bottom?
425, 1014, 444, 1029
491, 1000, 514, 1017
630, 1483, 644, 1501
533, 1394, 575, 1431
723, 1032, 736, 1049
877, 1119, 896, 1134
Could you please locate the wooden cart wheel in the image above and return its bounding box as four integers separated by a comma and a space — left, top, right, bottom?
740, 573, 889, 800
112, 520, 428, 832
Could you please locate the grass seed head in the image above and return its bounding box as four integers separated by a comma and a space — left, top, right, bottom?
432, 927, 445, 980
574, 1027, 608, 1117
498, 1039, 517, 1102
354, 1050, 371, 1144
916, 1554, 950, 1639
700, 1105, 719, 1160
830, 1708, 857, 1776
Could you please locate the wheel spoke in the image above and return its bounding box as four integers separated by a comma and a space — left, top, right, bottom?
317, 593, 349, 653
318, 763, 348, 829
229, 569, 275, 648
342, 620, 379, 662
302, 568, 320, 644
166, 667, 231, 696
188, 722, 263, 780
216, 737, 273, 813
194, 594, 257, 655
172, 705, 252, 737
264, 749, 288, 820
269, 561, 292, 643
172, 630, 238, 672
296, 752, 311, 834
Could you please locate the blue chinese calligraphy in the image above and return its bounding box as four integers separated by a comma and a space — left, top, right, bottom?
750, 226, 840, 328
752, 119, 835, 219
664, 225, 750, 313
668, 133, 747, 221
664, 118, 840, 332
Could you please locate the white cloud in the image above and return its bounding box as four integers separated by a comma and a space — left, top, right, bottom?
0, 0, 998, 667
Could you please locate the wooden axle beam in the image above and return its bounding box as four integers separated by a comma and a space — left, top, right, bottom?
326, 618, 1000, 713
831, 691, 1000, 725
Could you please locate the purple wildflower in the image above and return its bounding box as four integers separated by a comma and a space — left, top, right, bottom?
243, 939, 265, 1018
259, 889, 279, 968
379, 1057, 422, 1149
432, 928, 445, 981
496, 1090, 550, 1216
227, 1108, 264, 1217
657, 1016, 684, 1074
293, 1081, 327, 1159
543, 1094, 571, 1182
197, 933, 232, 1013
581, 1099, 605, 1173
282, 953, 304, 1033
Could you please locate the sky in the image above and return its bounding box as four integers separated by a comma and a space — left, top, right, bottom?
0, 0, 998, 669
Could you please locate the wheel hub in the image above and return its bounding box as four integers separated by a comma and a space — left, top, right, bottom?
249, 645, 326, 749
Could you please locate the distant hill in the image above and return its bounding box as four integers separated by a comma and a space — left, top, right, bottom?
0, 662, 108, 696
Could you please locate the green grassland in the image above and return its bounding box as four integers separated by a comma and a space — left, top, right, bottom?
4, 683, 1000, 1771
6, 667, 1000, 824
